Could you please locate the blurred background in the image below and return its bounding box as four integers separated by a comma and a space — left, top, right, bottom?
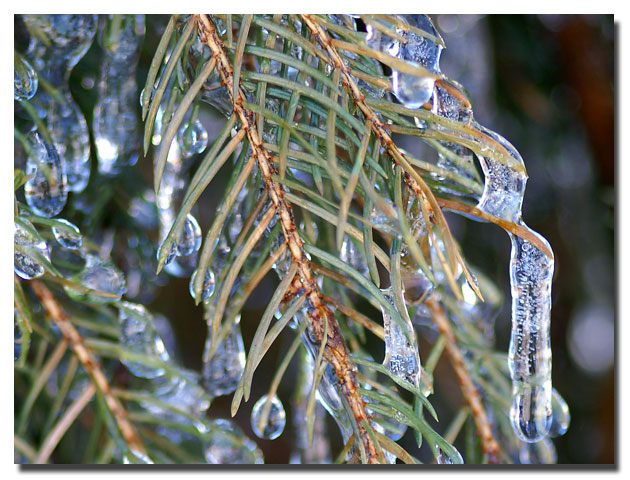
15, 14, 614, 464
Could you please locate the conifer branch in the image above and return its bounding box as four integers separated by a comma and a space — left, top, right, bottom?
425, 296, 501, 463
195, 14, 380, 463
30, 281, 147, 456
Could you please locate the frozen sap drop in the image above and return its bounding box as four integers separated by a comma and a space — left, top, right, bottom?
52, 219, 82, 249
202, 316, 246, 397
176, 214, 202, 257
178, 119, 208, 157
118, 302, 170, 378
25, 131, 68, 218
251, 394, 286, 440
14, 55, 38, 101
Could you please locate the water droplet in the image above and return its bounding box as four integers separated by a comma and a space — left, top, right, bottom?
176, 214, 202, 256
251, 394, 286, 440
64, 253, 126, 303
178, 119, 208, 157
204, 418, 264, 464
548, 388, 570, 437
14, 219, 50, 280
25, 130, 68, 218
118, 302, 170, 378
14, 55, 38, 101
202, 316, 245, 397
436, 445, 463, 464
189, 268, 216, 301
52, 218, 82, 249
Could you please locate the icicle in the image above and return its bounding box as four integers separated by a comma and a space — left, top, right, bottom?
380, 287, 422, 389
117, 302, 170, 378
202, 313, 246, 398
14, 219, 50, 280
51, 218, 82, 249
14, 54, 38, 101
64, 253, 126, 303
23, 15, 96, 192
25, 130, 67, 218
251, 394, 287, 440
94, 15, 145, 175
204, 418, 264, 464
48, 93, 91, 192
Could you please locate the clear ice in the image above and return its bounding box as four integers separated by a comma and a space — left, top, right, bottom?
14, 219, 50, 280
176, 214, 202, 257
64, 253, 126, 303
178, 118, 209, 157
189, 268, 216, 302
204, 418, 264, 464
380, 287, 422, 389
202, 313, 246, 398
51, 218, 82, 249
118, 302, 171, 378
251, 394, 287, 440
24, 130, 68, 218
14, 54, 38, 101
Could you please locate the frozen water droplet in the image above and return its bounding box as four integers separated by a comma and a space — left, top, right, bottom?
14, 219, 50, 280
14, 55, 38, 101
340, 236, 369, 278
436, 445, 462, 464
64, 253, 126, 303
204, 418, 264, 464
202, 316, 245, 397
48, 94, 91, 192
519, 437, 557, 464
178, 119, 208, 157
251, 394, 286, 440
118, 302, 170, 378
176, 214, 202, 256
52, 218, 82, 249
548, 388, 570, 437
369, 199, 399, 236
380, 287, 422, 388
25, 130, 68, 218
392, 73, 435, 109
149, 373, 210, 426
189, 268, 216, 301
510, 383, 552, 443
99, 15, 145, 63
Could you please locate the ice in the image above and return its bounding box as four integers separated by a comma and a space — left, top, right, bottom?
519, 437, 557, 464
14, 219, 50, 280
175, 214, 202, 257
118, 302, 170, 378
64, 253, 126, 303
189, 268, 216, 302
202, 315, 246, 397
251, 394, 287, 440
436, 445, 463, 464
51, 218, 82, 249
204, 418, 264, 464
14, 55, 38, 101
380, 287, 422, 388
548, 388, 570, 438
178, 119, 208, 157
340, 235, 369, 278
25, 130, 67, 218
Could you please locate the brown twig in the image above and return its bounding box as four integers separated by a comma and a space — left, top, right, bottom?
30, 280, 146, 455
194, 14, 380, 463
425, 296, 501, 463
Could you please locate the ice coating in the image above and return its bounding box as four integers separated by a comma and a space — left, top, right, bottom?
64, 253, 127, 303
14, 219, 50, 280
251, 394, 286, 440
118, 302, 171, 378
340, 235, 369, 278
204, 418, 264, 464
202, 313, 246, 398
25, 130, 68, 217
94, 15, 145, 175
14, 54, 38, 101
380, 287, 422, 388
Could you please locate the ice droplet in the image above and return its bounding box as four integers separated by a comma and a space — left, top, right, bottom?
25, 130, 68, 218
176, 214, 202, 256
52, 218, 82, 249
202, 315, 245, 397
204, 418, 264, 464
178, 119, 209, 157
340, 235, 369, 278
519, 437, 557, 464
48, 94, 91, 192
251, 394, 286, 440
380, 287, 422, 388
436, 445, 463, 464
189, 268, 216, 302
14, 219, 50, 280
14, 54, 38, 101
118, 302, 170, 378
548, 388, 570, 437
149, 373, 210, 426
64, 253, 126, 303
